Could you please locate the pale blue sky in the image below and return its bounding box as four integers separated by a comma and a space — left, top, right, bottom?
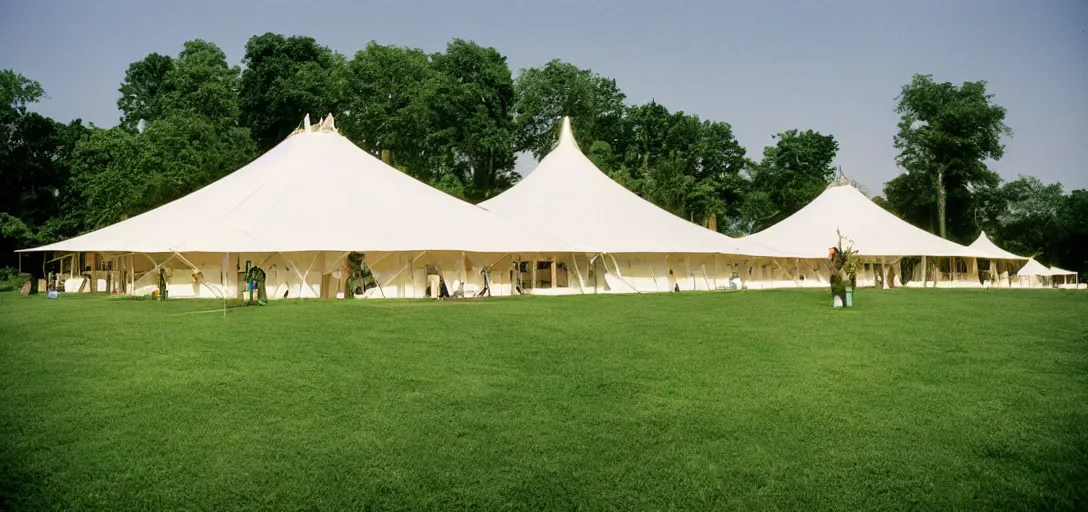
2, 0, 1085, 191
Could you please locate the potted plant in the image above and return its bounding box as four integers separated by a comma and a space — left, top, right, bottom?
829, 229, 860, 308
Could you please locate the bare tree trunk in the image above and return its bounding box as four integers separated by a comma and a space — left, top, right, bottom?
937, 165, 948, 239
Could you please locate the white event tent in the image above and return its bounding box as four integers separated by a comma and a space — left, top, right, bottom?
477, 117, 790, 294
1015, 258, 1053, 288
967, 231, 1028, 288
20, 115, 585, 299
1048, 266, 1081, 289
742, 181, 994, 288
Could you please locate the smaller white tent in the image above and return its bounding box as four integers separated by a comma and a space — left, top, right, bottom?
968, 231, 1028, 260
1049, 266, 1076, 277
1015, 258, 1052, 288
743, 181, 993, 288
968, 231, 1027, 288
1048, 266, 1081, 289
1017, 259, 1051, 277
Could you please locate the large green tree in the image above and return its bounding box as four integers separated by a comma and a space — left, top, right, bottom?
157, 39, 245, 125
340, 42, 437, 180
996, 176, 1065, 260
893, 73, 1011, 239
67, 127, 144, 230
429, 39, 518, 200
568, 100, 750, 231
1, 70, 88, 268
620, 101, 671, 172
513, 59, 626, 160
239, 33, 345, 151
117, 53, 174, 132
639, 113, 749, 229
743, 129, 838, 232
73, 41, 257, 232
1054, 189, 1088, 279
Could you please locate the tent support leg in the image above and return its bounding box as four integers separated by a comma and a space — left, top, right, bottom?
881, 256, 888, 289
603, 254, 640, 293
649, 258, 660, 292
324, 251, 350, 277
802, 259, 826, 285
375, 251, 427, 298
773, 259, 801, 287
921, 256, 928, 287
136, 253, 178, 293
686, 255, 693, 290
569, 253, 585, 294
280, 252, 320, 298
172, 252, 225, 299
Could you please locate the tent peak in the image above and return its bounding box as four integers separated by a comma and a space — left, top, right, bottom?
290, 113, 338, 137
555, 116, 580, 151
826, 176, 852, 189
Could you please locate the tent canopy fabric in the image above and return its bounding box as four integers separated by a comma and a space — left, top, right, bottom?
742, 182, 993, 259
968, 231, 1028, 260
1049, 266, 1077, 276
478, 117, 789, 257
20, 115, 585, 255
1017, 259, 1052, 277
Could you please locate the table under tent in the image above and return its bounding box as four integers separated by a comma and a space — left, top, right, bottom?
20, 115, 585, 300
477, 117, 793, 294
741, 180, 996, 289
966, 231, 1029, 288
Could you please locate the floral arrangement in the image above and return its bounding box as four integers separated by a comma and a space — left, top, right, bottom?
829, 229, 860, 306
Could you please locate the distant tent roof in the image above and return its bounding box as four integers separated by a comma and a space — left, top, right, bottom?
743, 182, 992, 259
1016, 259, 1052, 277
20, 114, 584, 255
1049, 266, 1077, 276
968, 231, 1028, 260
478, 117, 788, 257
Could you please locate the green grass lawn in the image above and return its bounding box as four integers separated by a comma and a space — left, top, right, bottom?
1, 289, 1086, 511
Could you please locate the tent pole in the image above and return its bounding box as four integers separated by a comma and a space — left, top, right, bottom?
222, 253, 230, 299
881, 256, 887, 289
460, 252, 467, 294
714, 255, 720, 289
921, 255, 928, 287
368, 255, 387, 298
594, 254, 599, 293
569, 253, 585, 294
649, 257, 660, 292
685, 255, 692, 290
222, 252, 228, 317
530, 258, 537, 291
343, 255, 352, 299
550, 256, 556, 289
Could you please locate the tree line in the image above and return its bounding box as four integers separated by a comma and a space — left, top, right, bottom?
2, 33, 1085, 278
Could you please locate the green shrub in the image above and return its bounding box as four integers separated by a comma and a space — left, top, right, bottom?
0, 268, 31, 293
